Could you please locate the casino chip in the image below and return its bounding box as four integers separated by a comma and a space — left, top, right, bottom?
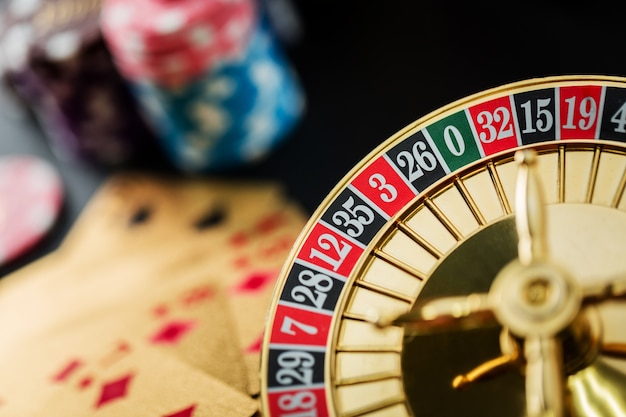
101, 0, 256, 88
0, 155, 64, 266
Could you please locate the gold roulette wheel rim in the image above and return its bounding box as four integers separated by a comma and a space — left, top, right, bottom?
260, 75, 626, 417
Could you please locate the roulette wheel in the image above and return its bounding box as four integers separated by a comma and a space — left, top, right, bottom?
259, 75, 626, 417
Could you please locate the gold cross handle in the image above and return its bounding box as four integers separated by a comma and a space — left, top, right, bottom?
514, 149, 548, 265
371, 293, 495, 335
452, 351, 519, 389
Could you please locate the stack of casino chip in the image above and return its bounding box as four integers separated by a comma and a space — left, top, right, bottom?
101, 0, 256, 89
101, 0, 305, 172
0, 0, 157, 167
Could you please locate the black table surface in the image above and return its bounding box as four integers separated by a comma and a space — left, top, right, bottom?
1, 0, 624, 277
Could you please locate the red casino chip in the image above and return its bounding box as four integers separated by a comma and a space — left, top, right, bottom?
101, 0, 256, 86
0, 155, 64, 266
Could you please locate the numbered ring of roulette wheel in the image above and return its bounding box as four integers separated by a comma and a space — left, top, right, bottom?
260, 75, 626, 417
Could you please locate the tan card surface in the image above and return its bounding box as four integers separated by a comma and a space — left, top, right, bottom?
0, 328, 257, 417
58, 172, 288, 264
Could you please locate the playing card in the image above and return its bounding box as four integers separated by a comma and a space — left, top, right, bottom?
0, 252, 252, 393
0, 326, 258, 417
96, 273, 250, 393
58, 172, 288, 263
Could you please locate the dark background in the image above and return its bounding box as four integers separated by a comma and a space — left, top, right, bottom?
1, 0, 624, 276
